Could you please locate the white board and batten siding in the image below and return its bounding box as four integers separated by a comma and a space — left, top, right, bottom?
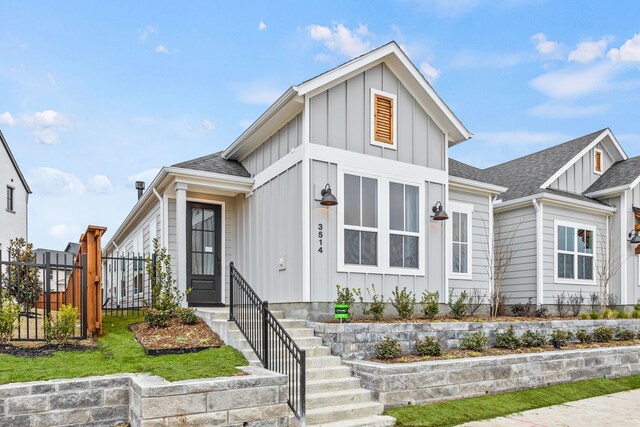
548, 143, 613, 194
448, 189, 492, 296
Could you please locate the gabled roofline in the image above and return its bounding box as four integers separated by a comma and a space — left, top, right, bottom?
540, 128, 628, 190
584, 173, 640, 198
0, 130, 31, 193
493, 192, 617, 215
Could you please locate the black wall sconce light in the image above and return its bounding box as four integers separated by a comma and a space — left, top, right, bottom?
629, 230, 640, 244
431, 201, 449, 221
320, 183, 338, 206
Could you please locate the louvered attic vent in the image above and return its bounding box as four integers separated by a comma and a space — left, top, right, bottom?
594, 149, 603, 174
371, 89, 397, 149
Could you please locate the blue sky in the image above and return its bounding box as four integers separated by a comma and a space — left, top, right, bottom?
2, 0, 640, 249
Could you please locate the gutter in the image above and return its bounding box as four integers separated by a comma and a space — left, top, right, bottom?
493, 192, 617, 215
449, 176, 507, 195
532, 199, 544, 306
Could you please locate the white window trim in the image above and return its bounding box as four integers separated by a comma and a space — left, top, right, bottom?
133, 233, 145, 297
370, 88, 398, 151
554, 219, 596, 285
337, 165, 426, 276
447, 201, 474, 280
594, 148, 604, 175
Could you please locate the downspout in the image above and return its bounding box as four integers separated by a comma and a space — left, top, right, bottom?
152, 188, 164, 247
532, 199, 544, 306
488, 195, 497, 297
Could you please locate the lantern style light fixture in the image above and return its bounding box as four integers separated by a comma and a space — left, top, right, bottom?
629, 230, 640, 244
431, 201, 449, 221
320, 183, 338, 206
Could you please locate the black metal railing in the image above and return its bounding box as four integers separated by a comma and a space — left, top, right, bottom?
229, 262, 306, 424
0, 250, 86, 341
102, 252, 154, 316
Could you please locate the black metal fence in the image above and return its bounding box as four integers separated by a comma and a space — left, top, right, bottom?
229, 262, 306, 424
0, 250, 86, 341
102, 252, 154, 316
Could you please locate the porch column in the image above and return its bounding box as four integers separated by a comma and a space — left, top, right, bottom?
175, 182, 188, 306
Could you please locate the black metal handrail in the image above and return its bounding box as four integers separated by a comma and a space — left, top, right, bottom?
229, 262, 306, 424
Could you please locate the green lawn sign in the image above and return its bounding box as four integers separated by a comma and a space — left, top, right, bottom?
335, 304, 349, 320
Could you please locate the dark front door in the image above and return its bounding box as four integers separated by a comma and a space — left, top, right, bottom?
187, 202, 222, 306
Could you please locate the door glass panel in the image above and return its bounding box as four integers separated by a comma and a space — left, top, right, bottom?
360, 231, 377, 265
203, 254, 215, 275
344, 175, 360, 226
192, 231, 203, 252
389, 182, 404, 231
192, 254, 203, 275
203, 210, 215, 231
404, 236, 419, 268
344, 230, 360, 264
362, 177, 378, 228
192, 208, 203, 228
390, 234, 403, 267
405, 185, 419, 233
204, 231, 215, 252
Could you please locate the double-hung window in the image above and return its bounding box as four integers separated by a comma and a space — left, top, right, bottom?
389, 182, 419, 268
343, 174, 378, 266
448, 202, 473, 278
556, 221, 594, 282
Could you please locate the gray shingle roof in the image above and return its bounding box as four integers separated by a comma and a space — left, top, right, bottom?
449, 158, 487, 182
172, 151, 251, 178
481, 129, 607, 201
585, 155, 640, 194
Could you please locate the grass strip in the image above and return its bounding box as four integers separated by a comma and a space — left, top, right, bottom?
386, 374, 640, 426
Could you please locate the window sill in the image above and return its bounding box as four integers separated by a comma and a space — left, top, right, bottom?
450, 273, 473, 281
6, 209, 15, 214
338, 265, 425, 276
554, 278, 596, 285
370, 140, 397, 150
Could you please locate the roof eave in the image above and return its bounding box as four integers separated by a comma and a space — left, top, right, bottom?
0, 130, 31, 193
449, 176, 507, 195
494, 192, 617, 215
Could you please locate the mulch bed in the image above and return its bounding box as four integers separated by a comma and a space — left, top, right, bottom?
373, 339, 640, 363
330, 315, 602, 323
0, 343, 95, 358
129, 318, 224, 355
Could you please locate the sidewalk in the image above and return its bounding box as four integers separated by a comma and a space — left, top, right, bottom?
459, 389, 640, 426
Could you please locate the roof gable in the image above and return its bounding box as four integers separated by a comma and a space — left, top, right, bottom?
0, 130, 31, 193
585, 155, 640, 195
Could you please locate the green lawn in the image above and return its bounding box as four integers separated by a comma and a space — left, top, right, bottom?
386, 374, 640, 427
0, 315, 248, 384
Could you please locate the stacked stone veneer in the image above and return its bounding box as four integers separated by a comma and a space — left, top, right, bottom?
309, 319, 640, 359
345, 345, 640, 408
0, 367, 289, 427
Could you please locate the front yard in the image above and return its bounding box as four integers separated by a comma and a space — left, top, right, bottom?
0, 315, 247, 384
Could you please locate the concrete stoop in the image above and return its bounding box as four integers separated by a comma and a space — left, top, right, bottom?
196, 307, 395, 427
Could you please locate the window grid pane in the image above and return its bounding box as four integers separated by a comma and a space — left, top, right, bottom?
344, 174, 361, 226
389, 182, 404, 231
362, 177, 378, 228
405, 185, 419, 233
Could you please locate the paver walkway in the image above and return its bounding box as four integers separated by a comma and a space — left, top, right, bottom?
460, 389, 640, 426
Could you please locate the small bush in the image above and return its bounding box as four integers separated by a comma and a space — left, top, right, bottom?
616, 310, 631, 319
568, 292, 584, 317
580, 313, 590, 320
494, 325, 521, 349
521, 330, 547, 347
420, 290, 439, 320
375, 336, 402, 360
142, 307, 172, 328
592, 326, 614, 342
390, 286, 416, 320
44, 304, 78, 345
554, 292, 570, 317
415, 336, 441, 357
614, 327, 636, 341
602, 308, 617, 319
336, 285, 358, 319
0, 291, 20, 344
466, 288, 486, 316
534, 305, 549, 318
448, 290, 468, 319
460, 331, 488, 351
632, 310, 640, 319
635, 298, 640, 312
576, 329, 593, 343
355, 285, 385, 321
176, 307, 199, 325
511, 299, 532, 317
590, 311, 602, 320
589, 292, 601, 313
549, 330, 573, 347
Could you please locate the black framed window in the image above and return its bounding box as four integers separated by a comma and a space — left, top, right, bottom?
6, 186, 14, 212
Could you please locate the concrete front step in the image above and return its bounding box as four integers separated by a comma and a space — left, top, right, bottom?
306, 388, 372, 409
306, 366, 352, 381
306, 401, 385, 425
308, 415, 397, 427
306, 377, 363, 394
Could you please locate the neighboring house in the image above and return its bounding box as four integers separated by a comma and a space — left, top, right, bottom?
452, 129, 640, 306
34, 242, 81, 292
105, 41, 639, 312
0, 130, 31, 256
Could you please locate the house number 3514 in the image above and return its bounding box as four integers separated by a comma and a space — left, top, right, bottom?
318, 224, 323, 253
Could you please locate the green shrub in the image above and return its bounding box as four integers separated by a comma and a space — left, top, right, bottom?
633, 310, 640, 319
335, 285, 358, 319
448, 290, 468, 319
521, 330, 546, 347
460, 331, 488, 351
614, 327, 636, 341
44, 304, 78, 345
415, 336, 441, 357
616, 310, 631, 319
390, 286, 416, 320
375, 336, 402, 360
494, 325, 521, 349
420, 291, 439, 320
176, 307, 199, 325
1, 238, 42, 313
576, 329, 593, 343
602, 308, 617, 319
142, 307, 172, 328
592, 326, 614, 342
145, 238, 188, 316
580, 313, 590, 320
0, 291, 20, 344
549, 330, 573, 347
590, 311, 602, 320
355, 285, 385, 321
635, 298, 640, 312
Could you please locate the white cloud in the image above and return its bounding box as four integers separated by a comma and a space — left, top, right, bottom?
568, 37, 611, 64
608, 33, 640, 63
406, 0, 484, 17
314, 53, 332, 62
419, 61, 440, 82
0, 112, 15, 126
46, 73, 57, 86
19, 110, 72, 144
239, 119, 254, 129
138, 25, 158, 43
233, 81, 283, 105
530, 63, 615, 98
531, 32, 563, 59
528, 102, 608, 118
258, 21, 267, 31
450, 51, 527, 68
474, 131, 568, 147
49, 224, 80, 239
188, 119, 215, 133
29, 167, 84, 196
87, 175, 113, 195
155, 44, 176, 54
307, 23, 372, 58
127, 168, 161, 184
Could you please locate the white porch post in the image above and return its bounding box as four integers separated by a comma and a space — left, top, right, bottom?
175, 182, 188, 306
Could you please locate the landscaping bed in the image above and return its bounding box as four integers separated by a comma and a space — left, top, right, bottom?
0, 342, 95, 357
129, 318, 224, 355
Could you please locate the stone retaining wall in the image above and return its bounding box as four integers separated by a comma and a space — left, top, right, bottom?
309, 319, 640, 359
345, 345, 640, 408
0, 367, 290, 426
